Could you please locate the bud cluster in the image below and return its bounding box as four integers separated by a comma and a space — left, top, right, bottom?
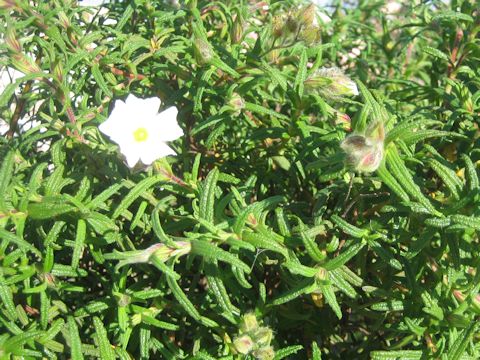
233, 313, 275, 360
270, 4, 330, 47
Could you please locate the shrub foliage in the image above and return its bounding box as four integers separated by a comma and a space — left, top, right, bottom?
1, 0, 480, 359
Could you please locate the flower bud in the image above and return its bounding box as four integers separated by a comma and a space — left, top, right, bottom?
452, 290, 465, 302
240, 312, 258, 333
315, 267, 328, 281
193, 37, 213, 65
6, 28, 21, 53
116, 293, 131, 307
231, 12, 245, 44
253, 346, 275, 360
152, 241, 191, 262
286, 15, 299, 34
340, 121, 385, 173
305, 67, 358, 98
233, 334, 254, 354
58, 11, 70, 29
341, 135, 383, 173
271, 16, 285, 38
228, 92, 245, 116
113, 241, 191, 270
0, 0, 17, 9
299, 24, 320, 45
53, 62, 64, 83
472, 294, 480, 313
300, 4, 316, 27
12, 53, 41, 74
253, 327, 273, 347
335, 112, 352, 131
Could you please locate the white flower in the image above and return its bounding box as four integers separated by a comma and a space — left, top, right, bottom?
99, 95, 183, 168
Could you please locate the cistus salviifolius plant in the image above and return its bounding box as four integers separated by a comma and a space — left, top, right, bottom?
1, 0, 480, 359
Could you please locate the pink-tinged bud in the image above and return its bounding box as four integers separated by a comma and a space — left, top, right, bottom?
228, 92, 245, 116
305, 67, 358, 98
193, 37, 213, 65
58, 11, 70, 29
53, 62, 64, 83
231, 12, 245, 44
6, 27, 21, 53
472, 294, 480, 313
452, 290, 466, 302
335, 112, 352, 131
233, 334, 254, 354
341, 121, 385, 173
12, 53, 41, 74
0, 0, 17, 10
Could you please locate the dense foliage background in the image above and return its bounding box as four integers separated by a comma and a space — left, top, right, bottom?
1, 0, 480, 359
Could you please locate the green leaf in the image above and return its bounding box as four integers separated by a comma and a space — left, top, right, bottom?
91, 63, 113, 97
422, 46, 449, 61
112, 175, 164, 219
0, 151, 14, 211
190, 239, 251, 273
370, 350, 423, 360
331, 215, 368, 238
199, 168, 219, 224
244, 102, 290, 121
71, 219, 86, 270
93, 317, 116, 360
242, 231, 289, 258
274, 345, 303, 360
166, 275, 202, 321
0, 227, 41, 257
448, 322, 478, 360
323, 241, 365, 271
67, 316, 84, 360
311, 341, 322, 360
295, 49, 308, 97
318, 283, 342, 319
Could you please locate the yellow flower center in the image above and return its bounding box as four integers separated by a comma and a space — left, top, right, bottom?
133, 127, 148, 142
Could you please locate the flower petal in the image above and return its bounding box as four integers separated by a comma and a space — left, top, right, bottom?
121, 145, 141, 168
153, 107, 183, 141
125, 95, 161, 118
139, 141, 176, 165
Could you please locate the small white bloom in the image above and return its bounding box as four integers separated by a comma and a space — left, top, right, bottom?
99, 95, 183, 168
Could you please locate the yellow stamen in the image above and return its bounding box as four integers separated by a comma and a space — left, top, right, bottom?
133, 127, 148, 142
